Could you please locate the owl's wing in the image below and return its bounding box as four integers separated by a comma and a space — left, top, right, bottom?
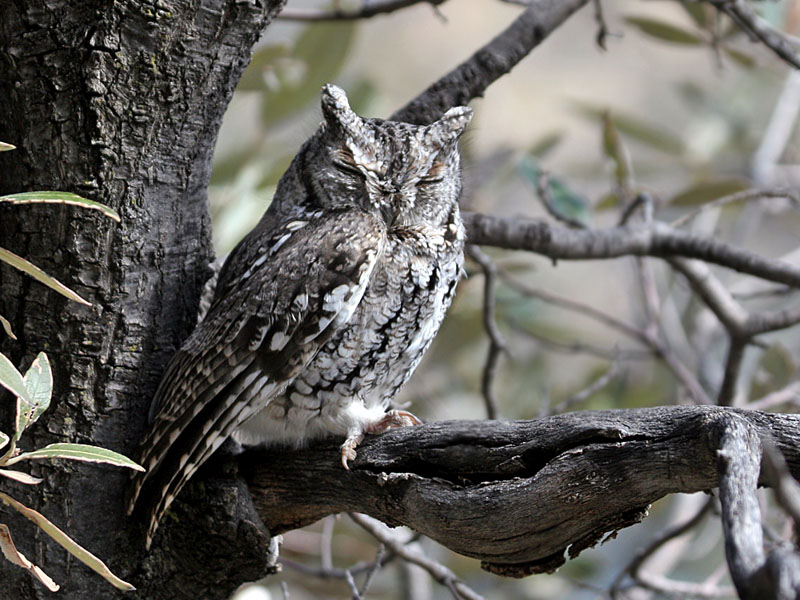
127, 208, 385, 548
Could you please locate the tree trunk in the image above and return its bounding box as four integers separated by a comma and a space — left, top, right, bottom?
0, 1, 284, 597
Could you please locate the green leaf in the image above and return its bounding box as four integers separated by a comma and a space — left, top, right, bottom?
0, 246, 91, 306
260, 21, 357, 128
624, 16, 706, 45
0, 141, 15, 152
680, 1, 711, 28
0, 431, 8, 451
16, 353, 53, 438
0, 314, 16, 340
0, 191, 120, 222
0, 352, 31, 405
669, 178, 752, 206
0, 492, 135, 591
722, 46, 756, 69
7, 443, 144, 471
0, 469, 42, 485
602, 112, 631, 187
0, 523, 60, 591
517, 156, 589, 225
573, 103, 685, 155
528, 130, 565, 159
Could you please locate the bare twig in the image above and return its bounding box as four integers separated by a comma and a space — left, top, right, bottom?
707, 0, 800, 69
462, 212, 800, 287
278, 0, 447, 21
752, 71, 800, 186
501, 273, 711, 404
348, 514, 485, 600
610, 498, 715, 599
634, 569, 737, 599
762, 442, 800, 527
358, 545, 385, 597
747, 381, 800, 411
552, 358, 622, 413
592, 0, 610, 49
467, 246, 506, 419
535, 170, 587, 229
671, 188, 800, 228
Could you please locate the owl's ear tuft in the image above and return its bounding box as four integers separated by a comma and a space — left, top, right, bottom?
427, 106, 473, 148
320, 84, 361, 137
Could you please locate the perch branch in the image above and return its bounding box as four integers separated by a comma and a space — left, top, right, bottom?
239, 406, 800, 577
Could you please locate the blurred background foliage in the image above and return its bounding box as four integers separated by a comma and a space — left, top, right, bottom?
214, 0, 800, 598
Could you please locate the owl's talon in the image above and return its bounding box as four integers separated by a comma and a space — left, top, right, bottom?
366, 409, 422, 433
341, 434, 363, 470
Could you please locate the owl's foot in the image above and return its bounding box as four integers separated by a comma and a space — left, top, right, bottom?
340, 410, 422, 469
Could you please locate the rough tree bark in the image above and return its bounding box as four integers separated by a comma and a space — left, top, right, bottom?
0, 1, 284, 598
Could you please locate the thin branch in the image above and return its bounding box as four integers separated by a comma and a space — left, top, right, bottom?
391, 0, 591, 123
462, 212, 800, 287
502, 273, 712, 404
535, 170, 587, 229
671, 188, 800, 228
552, 359, 623, 414
610, 498, 716, 599
467, 246, 506, 419
634, 569, 737, 599
348, 514, 485, 600
762, 442, 800, 527
747, 381, 800, 411
592, 0, 610, 50
277, 0, 447, 21
707, 0, 800, 69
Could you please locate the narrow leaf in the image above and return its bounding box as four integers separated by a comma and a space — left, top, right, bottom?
0, 352, 31, 404
0, 314, 16, 340
0, 492, 136, 591
0, 469, 42, 485
22, 353, 53, 427
0, 247, 91, 306
602, 112, 632, 188
670, 178, 751, 206
0, 141, 15, 152
0, 431, 8, 450
7, 443, 145, 471
573, 103, 684, 155
624, 16, 706, 45
0, 523, 60, 591
0, 192, 120, 222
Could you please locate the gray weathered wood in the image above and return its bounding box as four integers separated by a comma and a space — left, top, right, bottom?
241, 406, 800, 577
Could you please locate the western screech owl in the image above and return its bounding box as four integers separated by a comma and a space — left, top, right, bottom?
128, 84, 472, 548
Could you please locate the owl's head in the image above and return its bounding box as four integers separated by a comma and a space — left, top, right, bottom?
308, 84, 472, 228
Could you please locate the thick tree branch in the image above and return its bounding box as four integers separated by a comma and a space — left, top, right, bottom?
715, 413, 800, 599
391, 0, 591, 124
277, 0, 447, 21
463, 212, 800, 287
240, 406, 800, 578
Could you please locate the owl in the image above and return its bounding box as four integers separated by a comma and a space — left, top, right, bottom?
127, 84, 472, 548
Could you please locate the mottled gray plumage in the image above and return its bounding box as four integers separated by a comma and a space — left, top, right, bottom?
127, 84, 472, 548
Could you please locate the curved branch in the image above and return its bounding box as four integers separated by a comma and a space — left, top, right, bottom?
240, 406, 800, 578
463, 212, 800, 287
391, 0, 591, 124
